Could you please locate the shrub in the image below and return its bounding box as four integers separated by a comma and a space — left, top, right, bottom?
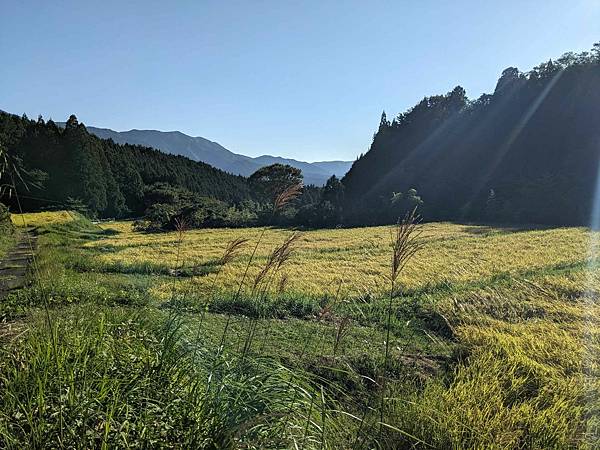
135, 187, 259, 231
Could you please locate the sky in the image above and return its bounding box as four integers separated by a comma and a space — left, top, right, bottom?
1, 1, 598, 162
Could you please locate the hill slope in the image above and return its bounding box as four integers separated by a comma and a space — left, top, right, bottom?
343, 45, 600, 226
85, 126, 352, 186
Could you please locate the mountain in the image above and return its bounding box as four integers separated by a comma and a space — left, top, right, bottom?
82, 126, 352, 186
342, 45, 600, 226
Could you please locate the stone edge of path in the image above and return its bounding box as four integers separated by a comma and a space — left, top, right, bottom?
0, 228, 38, 300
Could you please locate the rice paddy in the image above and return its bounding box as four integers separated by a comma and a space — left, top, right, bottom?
3, 211, 600, 448
85, 221, 592, 299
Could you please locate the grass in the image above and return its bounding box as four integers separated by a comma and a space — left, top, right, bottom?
0, 306, 334, 448
2, 211, 600, 448
0, 230, 16, 260
382, 281, 598, 448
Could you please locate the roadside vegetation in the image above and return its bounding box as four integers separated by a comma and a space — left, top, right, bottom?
0, 229, 14, 260
0, 235, 14, 260
0, 210, 599, 448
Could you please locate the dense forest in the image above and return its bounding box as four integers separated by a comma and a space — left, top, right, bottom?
0, 112, 346, 228
2, 44, 600, 228
343, 44, 600, 226
0, 113, 252, 218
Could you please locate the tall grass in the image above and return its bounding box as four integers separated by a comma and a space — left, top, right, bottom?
380, 208, 424, 438
0, 305, 343, 448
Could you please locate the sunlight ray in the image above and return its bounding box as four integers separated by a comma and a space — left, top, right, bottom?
583, 146, 600, 444
464, 68, 565, 214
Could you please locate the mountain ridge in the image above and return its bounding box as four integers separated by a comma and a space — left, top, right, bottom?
79, 125, 352, 185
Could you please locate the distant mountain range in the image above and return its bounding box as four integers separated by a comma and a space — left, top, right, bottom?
80, 126, 352, 186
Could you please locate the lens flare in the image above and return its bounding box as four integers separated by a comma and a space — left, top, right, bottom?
584, 152, 600, 444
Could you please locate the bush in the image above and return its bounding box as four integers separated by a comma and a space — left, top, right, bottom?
135, 184, 259, 231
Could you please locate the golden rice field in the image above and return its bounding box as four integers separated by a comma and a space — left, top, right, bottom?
82, 220, 598, 301
9, 211, 600, 448
11, 210, 75, 227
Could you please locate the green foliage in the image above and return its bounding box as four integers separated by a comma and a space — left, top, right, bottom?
295, 176, 345, 227
0, 202, 13, 235
0, 203, 15, 259
133, 183, 259, 231
0, 306, 333, 448
249, 163, 303, 203
390, 189, 423, 218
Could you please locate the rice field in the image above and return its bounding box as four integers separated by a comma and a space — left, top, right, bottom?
85, 221, 593, 299
11, 210, 75, 227
4, 211, 600, 448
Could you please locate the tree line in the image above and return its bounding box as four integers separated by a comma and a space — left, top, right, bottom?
0, 113, 250, 217
0, 112, 351, 229
2, 43, 599, 229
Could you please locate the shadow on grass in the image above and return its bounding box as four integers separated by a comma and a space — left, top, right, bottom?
69, 258, 222, 277
457, 221, 567, 236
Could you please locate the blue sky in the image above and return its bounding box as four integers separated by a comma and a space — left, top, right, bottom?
1, 1, 598, 162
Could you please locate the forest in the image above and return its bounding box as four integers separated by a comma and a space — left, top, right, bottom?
344, 44, 600, 226
1, 43, 600, 228
0, 111, 347, 229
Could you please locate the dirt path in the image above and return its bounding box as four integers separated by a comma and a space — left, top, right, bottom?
0, 228, 37, 300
